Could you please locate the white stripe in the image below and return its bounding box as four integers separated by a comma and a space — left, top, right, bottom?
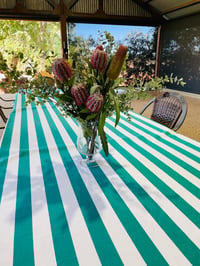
69, 118, 200, 249
96, 155, 193, 265
46, 103, 146, 266
126, 111, 200, 155
120, 113, 200, 169
65, 116, 193, 266
0, 94, 21, 266
108, 118, 200, 188
105, 126, 200, 213
36, 104, 102, 266
26, 103, 57, 266
101, 146, 200, 248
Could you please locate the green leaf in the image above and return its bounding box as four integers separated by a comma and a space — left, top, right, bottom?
80, 108, 90, 114
99, 129, 108, 156
98, 111, 106, 132
98, 111, 108, 156
114, 96, 120, 127
67, 76, 75, 88
86, 113, 97, 120
56, 92, 73, 102
90, 84, 101, 95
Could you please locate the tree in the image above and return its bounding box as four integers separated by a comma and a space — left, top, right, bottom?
0, 20, 61, 71
125, 29, 157, 84
160, 26, 200, 93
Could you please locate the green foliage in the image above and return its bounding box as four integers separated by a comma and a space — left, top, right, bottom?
98, 111, 108, 156
1, 43, 131, 156
97, 31, 116, 54
125, 73, 186, 101
0, 21, 61, 73
125, 30, 157, 82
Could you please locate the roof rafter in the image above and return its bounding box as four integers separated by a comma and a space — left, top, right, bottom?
67, 0, 79, 9
161, 0, 200, 15
44, 0, 56, 9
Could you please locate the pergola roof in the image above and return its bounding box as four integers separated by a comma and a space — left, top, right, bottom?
0, 0, 199, 25
143, 0, 200, 21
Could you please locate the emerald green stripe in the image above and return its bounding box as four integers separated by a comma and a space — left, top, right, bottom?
90, 159, 168, 265
105, 133, 200, 265
168, 134, 200, 152
14, 94, 34, 266
45, 102, 123, 265
128, 112, 200, 155
106, 122, 200, 227
110, 117, 200, 194
31, 102, 79, 266
0, 94, 17, 201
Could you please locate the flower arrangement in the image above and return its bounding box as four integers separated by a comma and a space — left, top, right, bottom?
24, 45, 131, 157
0, 45, 186, 159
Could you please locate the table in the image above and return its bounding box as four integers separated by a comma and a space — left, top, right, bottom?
0, 93, 200, 265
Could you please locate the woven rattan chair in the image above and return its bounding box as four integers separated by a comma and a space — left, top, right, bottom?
0, 96, 14, 130
140, 92, 187, 131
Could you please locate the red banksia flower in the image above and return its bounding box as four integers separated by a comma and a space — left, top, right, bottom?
52, 58, 73, 82
86, 92, 104, 113
106, 45, 127, 80
71, 84, 88, 106
90, 46, 108, 72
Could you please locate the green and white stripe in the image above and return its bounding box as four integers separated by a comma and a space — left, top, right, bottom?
0, 93, 199, 266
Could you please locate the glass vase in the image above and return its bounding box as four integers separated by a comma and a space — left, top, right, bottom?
77, 119, 102, 166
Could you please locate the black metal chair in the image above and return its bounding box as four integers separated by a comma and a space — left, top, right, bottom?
0, 96, 15, 130
140, 92, 187, 131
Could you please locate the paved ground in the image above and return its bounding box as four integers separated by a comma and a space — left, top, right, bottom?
0, 92, 200, 142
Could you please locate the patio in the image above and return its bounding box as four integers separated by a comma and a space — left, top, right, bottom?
0, 1, 200, 265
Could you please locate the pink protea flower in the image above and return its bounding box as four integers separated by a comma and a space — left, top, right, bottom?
106, 45, 127, 80
90, 46, 108, 72
71, 84, 89, 106
86, 92, 104, 113
52, 58, 73, 82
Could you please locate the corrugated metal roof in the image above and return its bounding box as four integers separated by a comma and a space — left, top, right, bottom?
0, 0, 199, 22
142, 0, 200, 20
104, 0, 151, 17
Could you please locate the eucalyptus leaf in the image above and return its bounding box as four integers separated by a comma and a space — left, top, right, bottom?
114, 96, 120, 127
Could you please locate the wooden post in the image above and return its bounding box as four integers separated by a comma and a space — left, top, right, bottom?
155, 25, 162, 77
60, 14, 68, 59
55, 0, 69, 59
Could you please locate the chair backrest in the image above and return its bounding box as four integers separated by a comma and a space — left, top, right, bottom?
150, 92, 187, 131
0, 96, 14, 130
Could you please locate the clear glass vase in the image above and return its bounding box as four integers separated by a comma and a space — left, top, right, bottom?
77, 119, 102, 166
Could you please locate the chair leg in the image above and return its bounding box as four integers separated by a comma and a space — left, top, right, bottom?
0, 106, 8, 123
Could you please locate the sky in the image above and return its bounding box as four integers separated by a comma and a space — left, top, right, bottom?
74, 23, 155, 42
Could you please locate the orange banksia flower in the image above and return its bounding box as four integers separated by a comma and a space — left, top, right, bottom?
106, 45, 127, 80
52, 58, 73, 82
90, 46, 108, 72
39, 70, 55, 86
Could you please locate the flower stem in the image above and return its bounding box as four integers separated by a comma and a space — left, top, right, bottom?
88, 120, 98, 160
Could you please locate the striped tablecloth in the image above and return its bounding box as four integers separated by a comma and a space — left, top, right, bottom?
0, 93, 200, 266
